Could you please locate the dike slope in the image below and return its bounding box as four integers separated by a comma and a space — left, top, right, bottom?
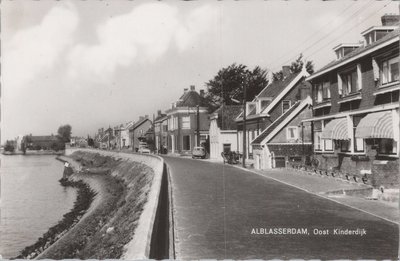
34, 149, 163, 259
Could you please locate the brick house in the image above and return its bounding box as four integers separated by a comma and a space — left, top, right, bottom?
154, 110, 168, 154
209, 105, 242, 159
165, 85, 210, 155
129, 116, 152, 152
251, 97, 313, 169
236, 66, 311, 162
305, 15, 399, 189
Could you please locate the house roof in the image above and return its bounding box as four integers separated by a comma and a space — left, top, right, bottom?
213, 105, 243, 130
175, 90, 209, 107
129, 118, 151, 131
308, 28, 400, 81
236, 70, 308, 122
257, 72, 300, 99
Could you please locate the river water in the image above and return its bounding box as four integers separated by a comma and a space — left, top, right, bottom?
0, 155, 77, 258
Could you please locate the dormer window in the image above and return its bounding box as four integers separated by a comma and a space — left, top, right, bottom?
256, 97, 272, 114
361, 26, 397, 45
333, 43, 362, 59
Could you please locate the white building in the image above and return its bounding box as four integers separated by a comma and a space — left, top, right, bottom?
209, 105, 242, 159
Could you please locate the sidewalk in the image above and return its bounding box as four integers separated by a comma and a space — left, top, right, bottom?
239, 166, 399, 224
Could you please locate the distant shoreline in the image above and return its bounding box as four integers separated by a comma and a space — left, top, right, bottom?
2, 150, 65, 156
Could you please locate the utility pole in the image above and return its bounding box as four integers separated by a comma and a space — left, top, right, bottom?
153, 114, 156, 153
242, 79, 247, 168
197, 105, 200, 146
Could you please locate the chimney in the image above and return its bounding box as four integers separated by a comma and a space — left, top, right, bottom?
190, 85, 195, 91
381, 14, 400, 26
145, 114, 148, 119
183, 88, 188, 93
200, 90, 205, 97
282, 66, 291, 78
157, 110, 162, 116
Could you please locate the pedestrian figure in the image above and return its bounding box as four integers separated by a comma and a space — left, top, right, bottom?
63, 161, 72, 178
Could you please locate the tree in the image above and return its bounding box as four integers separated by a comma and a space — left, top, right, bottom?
57, 124, 72, 143
273, 54, 314, 81
87, 137, 94, 147
205, 63, 269, 109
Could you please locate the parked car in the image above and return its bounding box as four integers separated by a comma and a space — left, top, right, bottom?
192, 146, 206, 159
138, 146, 151, 154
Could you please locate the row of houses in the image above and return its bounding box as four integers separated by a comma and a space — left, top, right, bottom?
97, 14, 399, 189
95, 116, 153, 152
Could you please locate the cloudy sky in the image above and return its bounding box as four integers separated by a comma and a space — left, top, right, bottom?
2, 0, 398, 142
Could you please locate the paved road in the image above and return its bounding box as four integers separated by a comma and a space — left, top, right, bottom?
163, 156, 399, 260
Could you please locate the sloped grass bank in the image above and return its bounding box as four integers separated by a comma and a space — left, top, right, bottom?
20, 151, 155, 259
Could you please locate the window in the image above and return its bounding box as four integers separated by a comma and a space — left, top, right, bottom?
324, 139, 333, 151
353, 116, 364, 152
322, 82, 331, 100
341, 69, 358, 96
287, 126, 298, 140
315, 82, 331, 103
378, 138, 397, 155
315, 84, 323, 103
282, 100, 291, 113
314, 132, 322, 151
168, 117, 176, 130
174, 117, 178, 130
314, 121, 322, 151
223, 144, 231, 153
182, 135, 190, 151
340, 140, 351, 152
381, 56, 399, 85
182, 116, 190, 129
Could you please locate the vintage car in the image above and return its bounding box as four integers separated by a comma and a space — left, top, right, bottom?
192, 146, 206, 159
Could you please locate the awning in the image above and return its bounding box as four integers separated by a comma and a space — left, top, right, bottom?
321, 118, 349, 140
355, 111, 393, 139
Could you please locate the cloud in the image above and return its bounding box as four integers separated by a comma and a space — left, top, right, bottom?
3, 4, 79, 90
67, 3, 218, 82
175, 5, 218, 51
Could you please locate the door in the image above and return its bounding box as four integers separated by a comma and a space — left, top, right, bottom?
274, 157, 286, 168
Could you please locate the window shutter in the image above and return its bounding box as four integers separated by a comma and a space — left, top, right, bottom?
337, 74, 342, 96
357, 64, 362, 91
372, 57, 379, 81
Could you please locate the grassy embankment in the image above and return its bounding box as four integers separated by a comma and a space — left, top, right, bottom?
15, 151, 154, 259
